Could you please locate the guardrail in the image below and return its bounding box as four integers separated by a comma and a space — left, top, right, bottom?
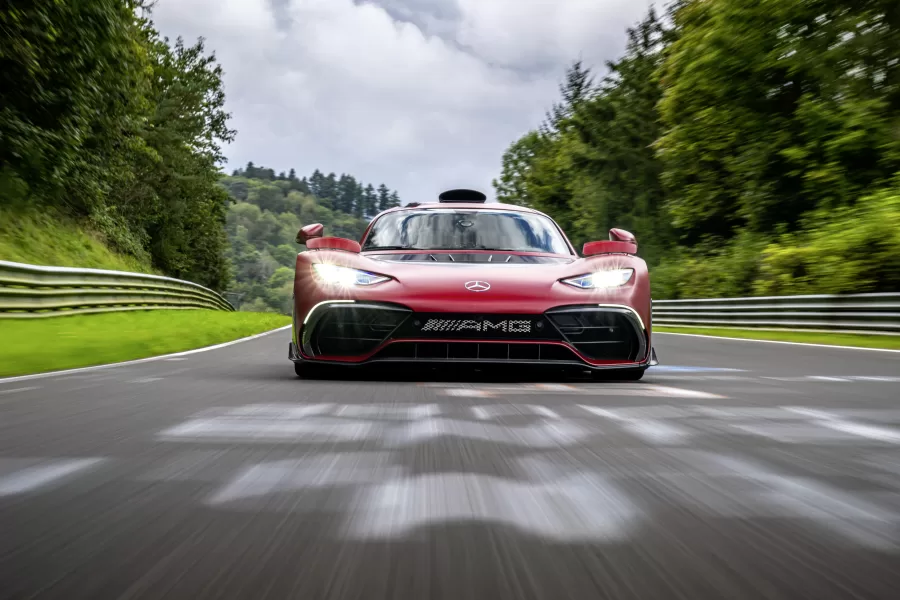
0, 260, 234, 318
652, 292, 900, 334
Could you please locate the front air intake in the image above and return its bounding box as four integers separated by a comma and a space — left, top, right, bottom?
545, 306, 646, 362
301, 303, 410, 357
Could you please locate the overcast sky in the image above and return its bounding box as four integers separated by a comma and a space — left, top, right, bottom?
151, 0, 654, 203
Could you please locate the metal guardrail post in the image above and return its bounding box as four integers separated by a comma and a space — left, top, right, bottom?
0, 260, 235, 318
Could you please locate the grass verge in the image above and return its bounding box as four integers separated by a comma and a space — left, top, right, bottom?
654, 326, 900, 350
0, 310, 291, 377
0, 205, 154, 273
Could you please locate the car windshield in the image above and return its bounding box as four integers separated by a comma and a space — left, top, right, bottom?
362, 209, 571, 254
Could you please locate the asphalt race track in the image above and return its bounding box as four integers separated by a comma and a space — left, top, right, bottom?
2, 330, 900, 599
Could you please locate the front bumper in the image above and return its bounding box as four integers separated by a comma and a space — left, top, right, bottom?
290, 301, 654, 371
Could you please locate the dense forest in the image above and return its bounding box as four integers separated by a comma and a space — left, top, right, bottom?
1, 1, 234, 289
496, 0, 900, 298
220, 165, 400, 313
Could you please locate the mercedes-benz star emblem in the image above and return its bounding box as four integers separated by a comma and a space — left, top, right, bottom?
465, 281, 491, 292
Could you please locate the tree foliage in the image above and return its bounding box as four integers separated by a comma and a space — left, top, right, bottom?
495, 0, 900, 297
220, 166, 402, 313
0, 1, 234, 289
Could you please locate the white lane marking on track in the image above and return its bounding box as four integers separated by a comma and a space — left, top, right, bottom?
809, 376, 851, 382
728, 424, 862, 443
158, 417, 378, 443
470, 404, 561, 420
712, 455, 898, 549
445, 384, 726, 399
344, 472, 638, 542
335, 404, 440, 419
579, 406, 688, 445
386, 418, 589, 448
0, 458, 104, 496
128, 377, 162, 384
471, 406, 490, 419
228, 403, 334, 418
534, 383, 577, 391
650, 385, 724, 399
444, 389, 495, 398
785, 407, 900, 444
0, 325, 292, 384
208, 454, 402, 504
0, 386, 40, 395
692, 406, 797, 420
529, 405, 560, 419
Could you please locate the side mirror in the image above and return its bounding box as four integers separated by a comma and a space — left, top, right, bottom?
306, 237, 361, 253
296, 223, 324, 244
583, 240, 637, 256
609, 228, 637, 246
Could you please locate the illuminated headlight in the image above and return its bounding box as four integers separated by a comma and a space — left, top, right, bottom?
561, 268, 634, 289
313, 263, 390, 286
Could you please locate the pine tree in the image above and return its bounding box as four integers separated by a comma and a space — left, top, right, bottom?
308, 169, 324, 197
354, 182, 365, 217
320, 172, 338, 205
540, 60, 594, 136
376, 184, 390, 213
336, 174, 358, 214
387, 191, 401, 208
362, 184, 377, 218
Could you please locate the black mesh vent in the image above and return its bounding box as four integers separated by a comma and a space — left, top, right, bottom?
306, 305, 409, 356
546, 309, 643, 361
371, 342, 581, 363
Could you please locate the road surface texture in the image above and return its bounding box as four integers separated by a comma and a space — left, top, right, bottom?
2, 329, 899, 600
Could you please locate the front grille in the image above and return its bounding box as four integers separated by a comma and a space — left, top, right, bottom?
392, 313, 563, 341
302, 303, 646, 365
372, 341, 581, 363
546, 307, 645, 361
302, 303, 410, 357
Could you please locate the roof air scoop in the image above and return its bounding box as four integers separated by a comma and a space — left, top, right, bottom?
438, 189, 487, 203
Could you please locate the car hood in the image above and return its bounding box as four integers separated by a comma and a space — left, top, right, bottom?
297, 250, 648, 314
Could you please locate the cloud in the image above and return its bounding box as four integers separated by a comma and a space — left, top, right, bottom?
150, 0, 654, 203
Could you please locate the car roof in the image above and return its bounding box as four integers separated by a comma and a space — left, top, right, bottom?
377, 202, 545, 216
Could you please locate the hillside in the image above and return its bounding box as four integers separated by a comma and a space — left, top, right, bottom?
0, 205, 156, 274
1, 2, 233, 290
220, 164, 401, 313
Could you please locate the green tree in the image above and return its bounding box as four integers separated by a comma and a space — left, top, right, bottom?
335, 174, 358, 213
657, 0, 900, 242
361, 184, 377, 218
376, 184, 391, 214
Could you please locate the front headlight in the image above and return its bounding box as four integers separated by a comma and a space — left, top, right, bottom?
561, 268, 634, 289
313, 263, 390, 286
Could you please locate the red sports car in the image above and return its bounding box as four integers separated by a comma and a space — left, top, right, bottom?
289, 189, 658, 379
